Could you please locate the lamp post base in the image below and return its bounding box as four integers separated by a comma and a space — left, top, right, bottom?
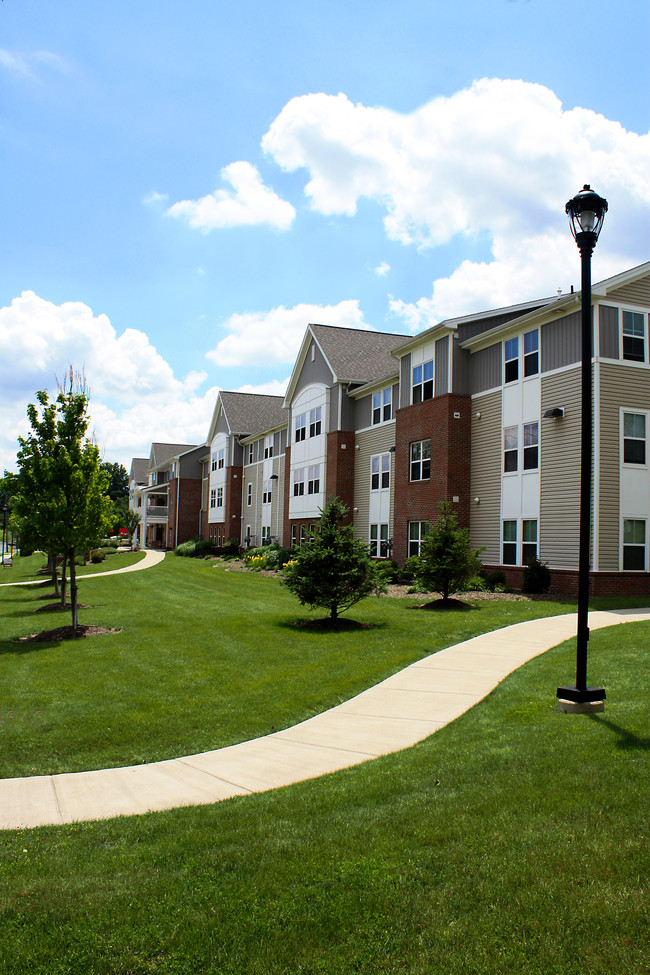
557, 685, 606, 713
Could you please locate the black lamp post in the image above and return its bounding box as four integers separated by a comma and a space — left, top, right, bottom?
557, 185, 608, 711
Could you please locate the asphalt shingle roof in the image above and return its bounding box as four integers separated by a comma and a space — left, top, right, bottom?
150, 443, 198, 468
219, 391, 286, 436
310, 325, 403, 384
129, 458, 149, 483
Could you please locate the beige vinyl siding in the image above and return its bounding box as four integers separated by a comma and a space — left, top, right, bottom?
469, 389, 501, 563
540, 369, 581, 568
353, 425, 396, 546
271, 455, 285, 544
609, 279, 650, 307
598, 362, 650, 570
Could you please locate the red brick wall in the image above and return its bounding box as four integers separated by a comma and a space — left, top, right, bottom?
481, 564, 650, 598
282, 445, 292, 546
393, 394, 471, 564
325, 430, 355, 516
177, 477, 202, 545
225, 467, 243, 542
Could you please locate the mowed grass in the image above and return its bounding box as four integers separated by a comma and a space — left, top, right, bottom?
0, 621, 648, 974
0, 553, 647, 777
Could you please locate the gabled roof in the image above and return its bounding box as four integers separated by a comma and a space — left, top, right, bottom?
591, 259, 650, 296
284, 324, 404, 406
206, 391, 287, 443
149, 442, 198, 471
129, 457, 149, 484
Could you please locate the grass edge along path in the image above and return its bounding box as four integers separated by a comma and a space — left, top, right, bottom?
0, 620, 648, 974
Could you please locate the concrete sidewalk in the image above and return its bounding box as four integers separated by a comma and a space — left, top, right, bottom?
0, 549, 165, 588
1, 606, 648, 830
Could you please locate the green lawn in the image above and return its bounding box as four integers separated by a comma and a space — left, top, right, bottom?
1, 553, 640, 777
0, 620, 647, 974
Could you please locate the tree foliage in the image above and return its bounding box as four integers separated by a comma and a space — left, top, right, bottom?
100, 461, 129, 503
413, 500, 485, 603
282, 497, 386, 621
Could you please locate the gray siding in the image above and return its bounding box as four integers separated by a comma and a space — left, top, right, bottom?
469, 343, 501, 395
400, 354, 411, 408
435, 334, 449, 395
294, 340, 335, 396
599, 305, 619, 359
469, 389, 501, 563
215, 413, 229, 436
452, 338, 470, 395
539, 369, 581, 569
354, 393, 372, 430
541, 311, 581, 372
353, 426, 396, 545
598, 363, 650, 570
609, 278, 650, 307
340, 384, 356, 431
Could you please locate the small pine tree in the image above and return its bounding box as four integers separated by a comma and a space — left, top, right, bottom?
282, 497, 385, 621
414, 501, 485, 603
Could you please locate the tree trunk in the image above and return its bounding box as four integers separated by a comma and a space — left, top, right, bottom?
69, 548, 78, 632
60, 554, 67, 608
49, 552, 60, 597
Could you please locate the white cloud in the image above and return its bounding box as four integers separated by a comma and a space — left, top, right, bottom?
166, 161, 296, 232
374, 262, 391, 277
143, 189, 169, 205
0, 48, 68, 81
206, 299, 372, 367
262, 80, 650, 319
236, 379, 290, 397
0, 292, 216, 472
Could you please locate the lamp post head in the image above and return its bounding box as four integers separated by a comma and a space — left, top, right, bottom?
565, 184, 608, 245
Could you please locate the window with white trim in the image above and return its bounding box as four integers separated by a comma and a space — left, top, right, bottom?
293, 468, 305, 497
307, 464, 320, 494
217, 448, 225, 470
262, 525, 271, 542
503, 520, 517, 564
523, 422, 539, 470
291, 525, 297, 546
216, 487, 223, 508
300, 524, 306, 545
371, 454, 390, 491
210, 488, 216, 508
372, 387, 392, 424
370, 523, 389, 558
412, 360, 433, 403
504, 337, 519, 383
622, 311, 645, 363
248, 444, 254, 465
623, 412, 646, 465
309, 407, 321, 437
522, 520, 537, 564
505, 329, 539, 384
295, 413, 307, 443
211, 452, 218, 472
262, 480, 271, 504
410, 440, 430, 481
524, 329, 539, 377
623, 519, 646, 570
504, 426, 518, 473
247, 483, 252, 506
408, 521, 429, 557
264, 435, 274, 459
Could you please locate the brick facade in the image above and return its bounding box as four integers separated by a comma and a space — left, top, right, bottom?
167, 476, 203, 548
225, 466, 243, 542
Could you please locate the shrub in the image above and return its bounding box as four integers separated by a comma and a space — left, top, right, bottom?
479, 568, 508, 592
221, 537, 241, 559
522, 557, 551, 594
90, 548, 105, 564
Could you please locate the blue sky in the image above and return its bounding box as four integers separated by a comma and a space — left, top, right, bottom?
1, 0, 649, 471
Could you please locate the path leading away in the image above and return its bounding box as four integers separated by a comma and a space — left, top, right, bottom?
0, 549, 165, 587
2, 605, 648, 831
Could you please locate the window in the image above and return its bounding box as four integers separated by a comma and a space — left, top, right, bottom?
262, 480, 271, 504
210, 488, 216, 509
622, 311, 645, 362
408, 521, 429, 557
371, 454, 390, 491
522, 520, 537, 564
504, 337, 518, 383
295, 413, 306, 443
291, 525, 297, 546
623, 519, 646, 570
307, 464, 320, 494
504, 426, 518, 472
309, 407, 322, 437
293, 468, 305, 497
412, 360, 434, 403
410, 440, 431, 481
623, 412, 646, 465
300, 524, 306, 545
217, 448, 225, 470
523, 422, 539, 470
370, 523, 389, 558
524, 329, 539, 377
503, 521, 517, 565
248, 444, 254, 465
262, 526, 271, 543
372, 387, 392, 424
264, 435, 274, 459
216, 487, 223, 508
211, 452, 218, 472
247, 483, 252, 507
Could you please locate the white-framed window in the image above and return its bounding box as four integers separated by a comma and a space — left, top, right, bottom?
262, 525, 271, 542
248, 443, 254, 465
410, 440, 430, 481
307, 464, 320, 494
523, 422, 539, 471
412, 360, 433, 404
295, 413, 307, 443
210, 488, 216, 509
503, 520, 517, 564
217, 448, 225, 470
216, 487, 223, 508
371, 454, 390, 491
522, 519, 538, 564
408, 521, 429, 557
504, 337, 519, 384
524, 329, 539, 377
300, 524, 306, 545
247, 483, 252, 506
370, 523, 389, 558
622, 412, 646, 465
262, 479, 272, 504
211, 452, 218, 472
504, 426, 518, 473
505, 329, 539, 384
309, 407, 322, 438
372, 387, 392, 424
293, 468, 305, 497
291, 525, 297, 546
264, 435, 274, 460
622, 310, 646, 363
623, 519, 646, 570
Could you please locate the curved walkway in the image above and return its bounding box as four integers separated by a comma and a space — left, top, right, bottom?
0, 549, 165, 587
2, 605, 648, 831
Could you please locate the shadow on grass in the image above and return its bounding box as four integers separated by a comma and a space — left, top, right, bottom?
403, 598, 480, 612
590, 715, 650, 751
277, 617, 390, 633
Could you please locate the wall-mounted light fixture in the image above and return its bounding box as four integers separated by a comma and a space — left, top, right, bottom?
543, 407, 565, 418
473, 497, 480, 504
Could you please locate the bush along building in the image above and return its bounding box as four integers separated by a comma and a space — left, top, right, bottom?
135, 259, 649, 597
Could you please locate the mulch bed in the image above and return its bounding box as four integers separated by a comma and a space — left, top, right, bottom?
16, 625, 121, 643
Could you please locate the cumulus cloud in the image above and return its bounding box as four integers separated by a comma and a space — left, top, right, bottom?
206, 299, 372, 367
0, 292, 215, 471
374, 262, 391, 277
262, 79, 650, 319
166, 161, 296, 232
236, 379, 290, 397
